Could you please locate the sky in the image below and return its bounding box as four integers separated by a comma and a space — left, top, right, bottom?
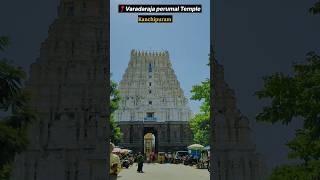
110, 0, 210, 114
1, 0, 320, 175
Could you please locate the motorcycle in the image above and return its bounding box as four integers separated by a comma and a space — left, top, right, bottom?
183, 156, 198, 166
121, 159, 130, 169
207, 161, 214, 174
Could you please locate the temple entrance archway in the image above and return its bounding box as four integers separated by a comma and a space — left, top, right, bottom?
144, 133, 155, 160
143, 127, 158, 156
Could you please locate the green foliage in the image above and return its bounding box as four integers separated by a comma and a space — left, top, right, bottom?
256, 52, 320, 128
191, 79, 210, 114
269, 161, 320, 180
0, 164, 12, 180
256, 52, 320, 178
310, 1, 320, 15
110, 80, 120, 114
287, 128, 320, 163
0, 122, 28, 167
0, 36, 36, 179
0, 60, 27, 112
110, 114, 122, 145
3, 106, 36, 129
0, 36, 10, 52
110, 79, 122, 144
190, 113, 210, 145
189, 79, 210, 146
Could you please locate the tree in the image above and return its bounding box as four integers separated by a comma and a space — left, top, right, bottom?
255, 52, 320, 179
269, 161, 320, 180
110, 78, 122, 144
0, 36, 9, 52
0, 123, 28, 180
310, 1, 320, 15
0, 36, 36, 179
189, 79, 210, 146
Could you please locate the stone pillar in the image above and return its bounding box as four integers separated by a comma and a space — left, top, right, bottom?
129, 124, 133, 143
167, 123, 171, 143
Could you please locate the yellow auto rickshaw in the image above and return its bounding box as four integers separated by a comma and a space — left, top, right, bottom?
158, 152, 165, 164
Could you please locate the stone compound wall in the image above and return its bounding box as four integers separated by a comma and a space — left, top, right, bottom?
117, 121, 193, 153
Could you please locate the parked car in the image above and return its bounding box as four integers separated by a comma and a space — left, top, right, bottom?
121, 158, 130, 168
167, 152, 173, 163
173, 151, 188, 164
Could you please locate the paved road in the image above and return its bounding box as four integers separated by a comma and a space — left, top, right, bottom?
117, 163, 209, 180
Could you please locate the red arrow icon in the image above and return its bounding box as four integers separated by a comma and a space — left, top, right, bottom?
120, 5, 125, 12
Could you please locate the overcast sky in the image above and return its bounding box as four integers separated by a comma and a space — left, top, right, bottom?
1, 0, 320, 174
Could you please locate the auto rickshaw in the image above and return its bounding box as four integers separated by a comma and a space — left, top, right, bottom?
158, 152, 165, 164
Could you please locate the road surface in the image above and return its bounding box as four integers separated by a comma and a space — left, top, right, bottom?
117, 163, 210, 180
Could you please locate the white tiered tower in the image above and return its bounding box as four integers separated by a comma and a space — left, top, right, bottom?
115, 50, 194, 152
115, 50, 191, 123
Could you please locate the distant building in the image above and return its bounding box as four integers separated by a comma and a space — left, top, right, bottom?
115, 50, 194, 153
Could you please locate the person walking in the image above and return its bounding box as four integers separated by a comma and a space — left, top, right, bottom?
110, 143, 121, 180
149, 152, 154, 163
150, 152, 155, 162
136, 152, 144, 173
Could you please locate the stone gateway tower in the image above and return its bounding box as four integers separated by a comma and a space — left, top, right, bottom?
212, 56, 266, 180
10, 0, 109, 180
115, 50, 194, 153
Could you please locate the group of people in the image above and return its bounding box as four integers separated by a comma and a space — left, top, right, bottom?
147, 152, 174, 163
148, 151, 157, 162
110, 143, 121, 180
109, 143, 145, 180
